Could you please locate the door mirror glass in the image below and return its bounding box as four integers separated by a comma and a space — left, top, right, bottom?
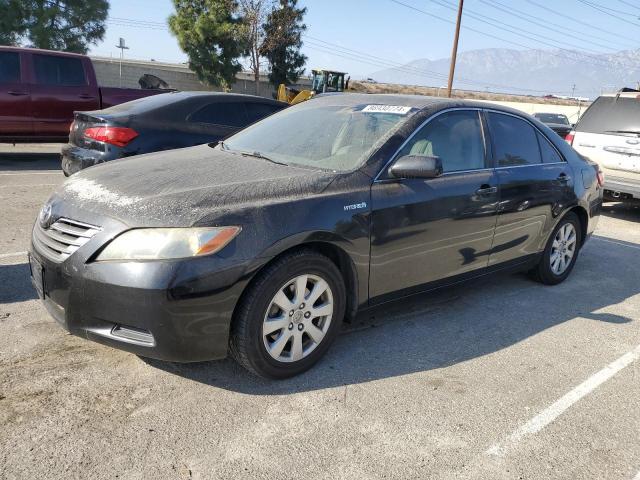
389, 154, 443, 179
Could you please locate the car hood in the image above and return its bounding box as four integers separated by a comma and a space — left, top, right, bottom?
51, 144, 336, 227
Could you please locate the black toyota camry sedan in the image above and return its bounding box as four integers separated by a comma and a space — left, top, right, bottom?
30, 94, 603, 378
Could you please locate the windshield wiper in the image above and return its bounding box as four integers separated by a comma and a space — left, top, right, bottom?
239, 150, 288, 166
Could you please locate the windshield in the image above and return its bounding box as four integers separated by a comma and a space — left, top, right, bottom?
534, 113, 569, 125
222, 103, 414, 171
576, 96, 640, 135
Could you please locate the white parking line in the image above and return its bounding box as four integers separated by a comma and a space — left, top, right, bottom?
0, 251, 27, 259
0, 172, 59, 176
486, 343, 640, 457
0, 184, 56, 188
593, 237, 640, 251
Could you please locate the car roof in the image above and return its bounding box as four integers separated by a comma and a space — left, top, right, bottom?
151, 91, 286, 104
0, 45, 87, 58
599, 92, 640, 98
309, 93, 531, 117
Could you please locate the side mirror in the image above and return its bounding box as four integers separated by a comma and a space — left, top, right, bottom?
389, 154, 443, 179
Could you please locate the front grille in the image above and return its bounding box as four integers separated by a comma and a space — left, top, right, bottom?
32, 218, 101, 263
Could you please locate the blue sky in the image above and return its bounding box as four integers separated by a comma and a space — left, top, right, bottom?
90, 0, 640, 79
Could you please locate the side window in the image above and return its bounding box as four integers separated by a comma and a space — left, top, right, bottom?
245, 103, 282, 123
537, 132, 564, 163
189, 102, 248, 127
487, 112, 541, 167
33, 55, 87, 86
398, 110, 485, 173
0, 52, 20, 83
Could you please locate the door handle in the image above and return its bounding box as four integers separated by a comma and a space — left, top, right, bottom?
476, 185, 498, 195
78, 94, 96, 99
557, 173, 569, 183
7, 90, 28, 96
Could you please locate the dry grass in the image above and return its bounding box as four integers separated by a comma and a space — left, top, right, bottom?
349, 81, 582, 106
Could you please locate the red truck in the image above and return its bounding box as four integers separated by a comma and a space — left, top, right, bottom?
0, 46, 168, 143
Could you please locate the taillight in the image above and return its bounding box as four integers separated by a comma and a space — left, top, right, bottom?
565, 130, 575, 145
596, 169, 604, 187
84, 127, 138, 147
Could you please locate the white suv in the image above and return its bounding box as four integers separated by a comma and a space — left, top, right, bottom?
568, 92, 640, 202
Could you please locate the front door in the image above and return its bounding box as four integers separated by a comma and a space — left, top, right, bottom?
484, 111, 576, 266
370, 109, 500, 302
0, 51, 32, 138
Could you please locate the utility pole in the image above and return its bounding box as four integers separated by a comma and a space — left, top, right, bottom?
571, 83, 576, 98
115, 38, 129, 88
447, 0, 464, 98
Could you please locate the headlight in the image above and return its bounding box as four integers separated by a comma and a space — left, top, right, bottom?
96, 227, 241, 261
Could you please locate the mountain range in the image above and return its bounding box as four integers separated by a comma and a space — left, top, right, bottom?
369, 48, 640, 99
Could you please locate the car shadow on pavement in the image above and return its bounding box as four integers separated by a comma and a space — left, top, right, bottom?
145, 237, 638, 394
0, 152, 62, 171
602, 201, 640, 222
0, 263, 37, 303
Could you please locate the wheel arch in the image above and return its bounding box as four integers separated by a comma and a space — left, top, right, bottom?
567, 204, 589, 248
235, 238, 361, 326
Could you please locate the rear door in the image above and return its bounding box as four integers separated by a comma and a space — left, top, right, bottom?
485, 110, 575, 267
572, 95, 640, 181
29, 53, 100, 138
0, 50, 32, 137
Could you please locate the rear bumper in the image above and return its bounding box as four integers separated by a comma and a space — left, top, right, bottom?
61, 144, 118, 176
604, 176, 640, 199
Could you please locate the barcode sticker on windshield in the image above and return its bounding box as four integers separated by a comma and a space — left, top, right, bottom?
362, 105, 412, 115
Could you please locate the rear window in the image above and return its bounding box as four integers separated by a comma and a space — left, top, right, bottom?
0, 52, 20, 83
245, 102, 283, 123
576, 96, 640, 135
534, 113, 569, 125
190, 102, 248, 127
34, 55, 87, 86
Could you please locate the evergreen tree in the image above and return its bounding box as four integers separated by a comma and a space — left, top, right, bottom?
0, 0, 109, 54
261, 0, 307, 87
169, 0, 245, 89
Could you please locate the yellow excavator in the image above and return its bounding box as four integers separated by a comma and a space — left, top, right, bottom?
277, 69, 349, 105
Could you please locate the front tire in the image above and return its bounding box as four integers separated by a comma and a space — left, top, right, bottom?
531, 212, 582, 285
230, 250, 346, 379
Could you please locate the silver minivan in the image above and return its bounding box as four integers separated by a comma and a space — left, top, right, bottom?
568, 92, 640, 202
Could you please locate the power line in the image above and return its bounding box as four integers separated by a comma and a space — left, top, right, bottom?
525, 0, 640, 44
430, 0, 637, 67
574, 0, 640, 27
391, 0, 635, 70
580, 0, 640, 16
480, 0, 629, 52
615, 0, 640, 10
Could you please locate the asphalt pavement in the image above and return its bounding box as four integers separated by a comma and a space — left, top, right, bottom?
1, 144, 639, 480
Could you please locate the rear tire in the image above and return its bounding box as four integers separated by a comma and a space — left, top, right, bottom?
531, 212, 582, 285
229, 250, 346, 379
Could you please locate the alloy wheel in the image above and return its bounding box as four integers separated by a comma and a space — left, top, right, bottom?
550, 223, 577, 275
262, 274, 334, 363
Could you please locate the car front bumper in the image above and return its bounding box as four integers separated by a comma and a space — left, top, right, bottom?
29, 220, 253, 362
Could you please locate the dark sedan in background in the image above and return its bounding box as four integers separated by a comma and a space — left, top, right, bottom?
533, 112, 572, 139
32, 94, 602, 378
61, 92, 287, 175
